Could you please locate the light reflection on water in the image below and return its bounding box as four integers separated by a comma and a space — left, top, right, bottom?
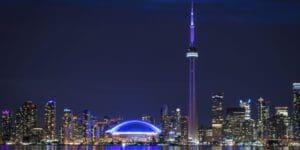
0, 145, 298, 150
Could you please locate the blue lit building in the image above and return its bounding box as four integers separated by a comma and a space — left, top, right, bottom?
105, 120, 161, 143
44, 100, 56, 142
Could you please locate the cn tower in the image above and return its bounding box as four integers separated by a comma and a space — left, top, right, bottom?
186, 0, 199, 144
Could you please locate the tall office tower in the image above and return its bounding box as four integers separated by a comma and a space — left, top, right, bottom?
257, 97, 270, 140
62, 108, 73, 144
72, 115, 83, 144
268, 107, 290, 140
186, 0, 199, 143
174, 108, 182, 137
293, 83, 300, 140
160, 105, 170, 142
239, 99, 251, 120
14, 101, 37, 143
44, 100, 56, 141
89, 115, 98, 144
276, 106, 291, 137
211, 93, 224, 144
1, 110, 12, 142
180, 116, 189, 145
241, 119, 255, 143
168, 108, 182, 143
82, 109, 92, 144
224, 107, 245, 142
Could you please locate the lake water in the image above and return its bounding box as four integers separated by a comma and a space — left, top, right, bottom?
0, 145, 299, 150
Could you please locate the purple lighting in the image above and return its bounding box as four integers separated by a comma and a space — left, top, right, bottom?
189, 1, 195, 48
47, 100, 56, 103
187, 0, 199, 143
2, 110, 10, 115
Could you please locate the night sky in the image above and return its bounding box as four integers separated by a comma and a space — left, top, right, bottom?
0, 0, 300, 126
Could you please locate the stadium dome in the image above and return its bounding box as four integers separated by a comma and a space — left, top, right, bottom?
105, 120, 161, 135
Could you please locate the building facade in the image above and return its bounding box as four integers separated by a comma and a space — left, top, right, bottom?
44, 100, 56, 142
180, 116, 188, 145
293, 83, 300, 140
82, 109, 92, 144
224, 107, 245, 143
211, 93, 224, 144
160, 105, 170, 142
239, 99, 251, 120
267, 107, 290, 141
61, 108, 74, 144
14, 101, 37, 143
1, 110, 13, 142
257, 97, 270, 141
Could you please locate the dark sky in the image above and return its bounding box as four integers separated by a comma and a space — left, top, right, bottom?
0, 0, 300, 126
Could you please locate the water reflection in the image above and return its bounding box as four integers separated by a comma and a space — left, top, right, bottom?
0, 145, 297, 150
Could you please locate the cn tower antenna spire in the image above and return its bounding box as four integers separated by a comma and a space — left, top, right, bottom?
189, 0, 195, 48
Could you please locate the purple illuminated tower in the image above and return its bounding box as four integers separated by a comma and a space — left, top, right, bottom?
186, 0, 199, 143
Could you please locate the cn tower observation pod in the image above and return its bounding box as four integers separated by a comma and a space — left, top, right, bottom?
105, 120, 161, 143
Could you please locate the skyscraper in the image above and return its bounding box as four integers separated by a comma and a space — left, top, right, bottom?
61, 108, 73, 144
1, 110, 13, 142
180, 116, 188, 145
160, 105, 170, 142
211, 93, 224, 144
82, 109, 92, 144
239, 99, 251, 120
14, 101, 37, 143
174, 108, 182, 138
257, 97, 269, 140
72, 115, 83, 144
186, 0, 199, 143
169, 108, 182, 143
44, 100, 56, 142
293, 83, 300, 140
267, 107, 290, 140
224, 107, 245, 142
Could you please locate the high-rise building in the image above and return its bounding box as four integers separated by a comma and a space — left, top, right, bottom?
293, 83, 300, 140
174, 108, 182, 138
186, 0, 199, 143
169, 108, 182, 143
44, 100, 56, 142
257, 97, 269, 140
82, 109, 92, 144
211, 93, 224, 144
268, 107, 290, 140
241, 119, 255, 143
1, 110, 13, 142
239, 99, 251, 120
14, 101, 37, 143
160, 105, 170, 142
180, 116, 188, 145
224, 107, 245, 142
72, 115, 83, 144
61, 108, 74, 144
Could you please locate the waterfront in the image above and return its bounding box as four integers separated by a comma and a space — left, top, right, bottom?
0, 145, 299, 150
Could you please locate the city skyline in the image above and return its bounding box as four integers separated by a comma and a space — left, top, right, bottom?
1, 82, 298, 129
0, 82, 299, 145
1, 0, 300, 128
